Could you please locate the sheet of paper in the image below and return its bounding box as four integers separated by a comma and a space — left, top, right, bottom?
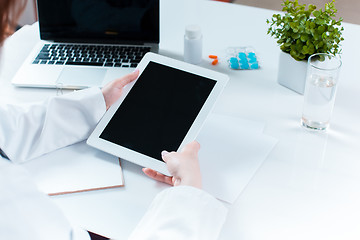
22, 141, 124, 195
206, 113, 266, 133
197, 114, 278, 204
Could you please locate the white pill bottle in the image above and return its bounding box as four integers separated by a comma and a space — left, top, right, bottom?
184, 25, 202, 64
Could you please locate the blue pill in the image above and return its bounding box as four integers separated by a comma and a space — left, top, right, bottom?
229, 57, 238, 64
248, 57, 257, 63
250, 63, 259, 69
248, 52, 256, 58
238, 52, 247, 60
240, 62, 249, 69
239, 58, 248, 64
230, 61, 240, 69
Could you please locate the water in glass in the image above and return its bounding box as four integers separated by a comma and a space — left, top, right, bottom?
301, 74, 336, 130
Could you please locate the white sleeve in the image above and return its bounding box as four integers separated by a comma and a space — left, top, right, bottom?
128, 186, 228, 240
0, 159, 90, 240
0, 87, 106, 163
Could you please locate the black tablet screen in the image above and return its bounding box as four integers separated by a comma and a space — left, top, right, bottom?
100, 61, 216, 161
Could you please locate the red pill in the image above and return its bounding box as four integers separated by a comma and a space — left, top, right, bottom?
209, 55, 218, 59
212, 59, 219, 65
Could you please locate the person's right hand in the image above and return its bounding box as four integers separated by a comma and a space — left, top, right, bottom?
143, 141, 202, 189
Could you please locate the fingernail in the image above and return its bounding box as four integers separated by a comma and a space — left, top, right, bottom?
161, 150, 169, 157
133, 68, 139, 73
174, 178, 181, 186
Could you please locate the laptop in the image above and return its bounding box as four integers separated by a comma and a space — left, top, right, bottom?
12, 0, 159, 89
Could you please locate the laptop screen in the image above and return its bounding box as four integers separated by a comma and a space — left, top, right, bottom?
37, 0, 159, 44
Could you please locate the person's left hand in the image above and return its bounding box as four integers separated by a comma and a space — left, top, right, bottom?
101, 69, 139, 110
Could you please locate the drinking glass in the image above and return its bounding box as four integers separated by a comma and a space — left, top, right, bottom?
301, 53, 342, 131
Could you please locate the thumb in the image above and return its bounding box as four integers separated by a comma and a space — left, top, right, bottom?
182, 141, 200, 154
117, 69, 139, 88
161, 150, 170, 163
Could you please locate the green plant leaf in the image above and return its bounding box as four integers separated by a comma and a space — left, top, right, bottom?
313, 10, 321, 17
300, 34, 308, 41
318, 25, 326, 33
266, 0, 344, 60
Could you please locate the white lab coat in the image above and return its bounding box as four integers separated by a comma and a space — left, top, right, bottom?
0, 87, 227, 240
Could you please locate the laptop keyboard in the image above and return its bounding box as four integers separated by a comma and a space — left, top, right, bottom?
32, 44, 151, 68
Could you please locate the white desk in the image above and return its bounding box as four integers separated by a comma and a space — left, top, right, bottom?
1, 0, 360, 239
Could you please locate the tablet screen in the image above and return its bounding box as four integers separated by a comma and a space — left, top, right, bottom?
100, 61, 216, 161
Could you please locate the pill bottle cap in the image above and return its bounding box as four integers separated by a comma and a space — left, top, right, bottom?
185, 25, 201, 39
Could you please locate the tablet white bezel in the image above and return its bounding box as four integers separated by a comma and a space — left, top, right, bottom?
87, 52, 228, 176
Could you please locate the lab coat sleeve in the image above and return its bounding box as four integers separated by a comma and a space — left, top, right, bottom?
128, 186, 228, 240
0, 158, 90, 240
0, 87, 106, 163
0, 160, 70, 240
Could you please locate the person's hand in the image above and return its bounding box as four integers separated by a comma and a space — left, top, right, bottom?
101, 69, 139, 110
143, 141, 202, 189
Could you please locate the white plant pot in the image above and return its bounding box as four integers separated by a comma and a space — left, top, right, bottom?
277, 51, 308, 95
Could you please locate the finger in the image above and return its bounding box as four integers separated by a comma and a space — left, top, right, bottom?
161, 150, 170, 163
143, 168, 173, 185
117, 69, 139, 88
182, 141, 200, 154
142, 168, 173, 185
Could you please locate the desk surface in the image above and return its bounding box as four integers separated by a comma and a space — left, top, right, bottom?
1, 0, 360, 239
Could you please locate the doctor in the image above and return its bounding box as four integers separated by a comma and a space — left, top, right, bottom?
0, 0, 228, 240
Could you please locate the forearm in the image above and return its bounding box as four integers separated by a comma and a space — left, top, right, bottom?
0, 87, 106, 163
0, 159, 90, 240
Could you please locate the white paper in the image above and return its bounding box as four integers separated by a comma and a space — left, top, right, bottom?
205, 113, 266, 133
22, 141, 124, 195
197, 114, 278, 204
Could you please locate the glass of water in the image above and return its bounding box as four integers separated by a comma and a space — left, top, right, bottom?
301, 53, 342, 131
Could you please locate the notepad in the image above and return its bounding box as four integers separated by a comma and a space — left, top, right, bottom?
22, 141, 124, 195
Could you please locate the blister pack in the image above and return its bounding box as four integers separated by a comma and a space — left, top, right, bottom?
226, 47, 259, 70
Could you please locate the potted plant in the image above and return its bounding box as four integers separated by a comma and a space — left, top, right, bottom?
266, 0, 344, 94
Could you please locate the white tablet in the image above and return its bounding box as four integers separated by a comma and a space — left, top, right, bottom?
87, 52, 228, 175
